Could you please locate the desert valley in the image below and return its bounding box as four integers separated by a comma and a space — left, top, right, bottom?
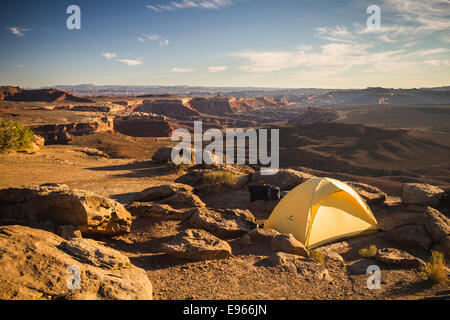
0, 84, 448, 300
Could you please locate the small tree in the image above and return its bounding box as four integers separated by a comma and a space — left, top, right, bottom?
0, 118, 34, 153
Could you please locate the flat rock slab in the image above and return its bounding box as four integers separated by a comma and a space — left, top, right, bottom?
346, 181, 387, 205
247, 228, 281, 242
347, 259, 379, 275
162, 229, 232, 261
126, 202, 190, 218
268, 252, 331, 281
133, 184, 194, 202
0, 225, 152, 300
250, 169, 314, 191
375, 248, 425, 268
159, 191, 205, 208
188, 208, 257, 238
383, 224, 433, 250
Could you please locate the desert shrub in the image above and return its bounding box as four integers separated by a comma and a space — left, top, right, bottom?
167, 160, 188, 175
202, 170, 238, 192
0, 118, 34, 153
424, 251, 447, 284
309, 250, 325, 264
359, 245, 378, 258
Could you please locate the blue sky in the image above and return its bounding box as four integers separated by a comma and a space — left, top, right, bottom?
1, 0, 449, 88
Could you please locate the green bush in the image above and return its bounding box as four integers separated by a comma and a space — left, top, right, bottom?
0, 118, 34, 153
424, 251, 447, 284
202, 170, 238, 192
167, 160, 188, 175
359, 245, 378, 258
309, 250, 325, 264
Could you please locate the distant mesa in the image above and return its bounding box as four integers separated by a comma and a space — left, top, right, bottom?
288, 106, 339, 126
0, 86, 93, 103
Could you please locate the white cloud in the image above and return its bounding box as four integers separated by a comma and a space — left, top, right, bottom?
159, 39, 169, 47
102, 52, 117, 60
424, 60, 441, 67
117, 59, 143, 66
316, 26, 355, 44
230, 40, 449, 80
138, 33, 160, 42
138, 33, 169, 47
357, 0, 450, 42
146, 0, 234, 12
16, 64, 24, 68
7, 26, 30, 37
171, 67, 196, 73
208, 66, 228, 72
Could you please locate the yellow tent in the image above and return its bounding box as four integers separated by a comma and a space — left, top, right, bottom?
264, 177, 378, 249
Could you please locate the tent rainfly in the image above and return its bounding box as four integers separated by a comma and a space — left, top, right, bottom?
264, 177, 379, 249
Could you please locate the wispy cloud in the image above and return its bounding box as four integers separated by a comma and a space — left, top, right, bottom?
159, 39, 169, 47
146, 0, 234, 12
117, 59, 143, 66
138, 33, 160, 42
208, 66, 228, 72
230, 42, 449, 79
171, 67, 196, 73
102, 52, 117, 60
6, 26, 30, 37
316, 25, 355, 44
357, 0, 450, 43
138, 33, 170, 47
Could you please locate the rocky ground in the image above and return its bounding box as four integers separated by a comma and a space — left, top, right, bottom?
0, 143, 448, 300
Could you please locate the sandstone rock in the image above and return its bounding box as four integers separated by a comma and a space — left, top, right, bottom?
383, 224, 433, 250
0, 184, 132, 237
247, 228, 281, 242
250, 169, 314, 191
437, 235, 450, 258
126, 202, 189, 218
378, 206, 448, 243
151, 147, 175, 163
246, 200, 279, 216
162, 229, 232, 260
346, 181, 387, 205
401, 183, 444, 207
78, 147, 108, 158
378, 210, 424, 231
238, 234, 252, 246
57, 225, 82, 240
133, 183, 194, 202
188, 208, 256, 238
421, 206, 449, 243
159, 191, 205, 208
0, 225, 152, 300
316, 248, 345, 265
347, 259, 378, 275
113, 115, 173, 137
375, 248, 425, 268
270, 234, 309, 257
288, 106, 339, 126
32, 117, 113, 145
26, 142, 41, 154
33, 134, 45, 147
268, 252, 331, 281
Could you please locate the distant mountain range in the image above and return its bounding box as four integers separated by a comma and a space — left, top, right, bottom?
16, 84, 450, 105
